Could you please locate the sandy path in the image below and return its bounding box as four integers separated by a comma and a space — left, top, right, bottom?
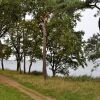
0, 74, 55, 100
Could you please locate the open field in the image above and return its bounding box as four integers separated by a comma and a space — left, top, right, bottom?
0, 69, 100, 100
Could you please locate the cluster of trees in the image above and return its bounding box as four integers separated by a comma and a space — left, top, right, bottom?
85, 0, 100, 71
0, 0, 100, 79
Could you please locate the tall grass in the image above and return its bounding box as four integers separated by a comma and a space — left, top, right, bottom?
0, 69, 100, 100
0, 83, 33, 100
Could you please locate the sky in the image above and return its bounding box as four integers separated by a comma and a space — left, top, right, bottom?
75, 8, 100, 40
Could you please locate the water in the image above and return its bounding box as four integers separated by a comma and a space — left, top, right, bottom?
1, 60, 100, 77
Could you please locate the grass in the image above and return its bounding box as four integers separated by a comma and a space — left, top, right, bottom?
0, 69, 100, 100
0, 83, 33, 100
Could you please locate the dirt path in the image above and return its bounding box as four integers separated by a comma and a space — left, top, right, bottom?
0, 74, 55, 100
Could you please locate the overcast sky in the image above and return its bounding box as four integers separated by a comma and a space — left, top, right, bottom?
75, 8, 100, 40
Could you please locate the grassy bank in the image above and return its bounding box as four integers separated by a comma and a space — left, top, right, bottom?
0, 83, 33, 100
0, 69, 100, 100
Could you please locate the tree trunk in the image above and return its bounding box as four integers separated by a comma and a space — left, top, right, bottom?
41, 22, 47, 80
17, 60, 19, 71
17, 59, 21, 71
28, 60, 32, 74
16, 56, 21, 73
1, 58, 4, 70
16, 31, 21, 73
23, 54, 26, 74
52, 66, 56, 77
23, 24, 26, 74
52, 69, 56, 77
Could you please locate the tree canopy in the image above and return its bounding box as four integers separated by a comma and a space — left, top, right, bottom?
0, 0, 95, 78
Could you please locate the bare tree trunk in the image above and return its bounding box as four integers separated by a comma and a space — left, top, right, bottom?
17, 58, 21, 73
52, 70, 56, 77
16, 34, 22, 73
23, 24, 26, 74
52, 66, 56, 77
41, 22, 47, 80
28, 59, 32, 74
16, 53, 21, 73
1, 58, 4, 70
17, 60, 19, 71
23, 54, 26, 74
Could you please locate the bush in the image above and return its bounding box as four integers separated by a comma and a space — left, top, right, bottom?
30, 71, 43, 76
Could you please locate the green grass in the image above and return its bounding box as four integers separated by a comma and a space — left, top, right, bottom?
0, 83, 33, 100
0, 69, 100, 100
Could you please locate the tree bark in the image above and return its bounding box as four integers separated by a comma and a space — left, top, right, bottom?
1, 58, 4, 70
41, 22, 47, 80
52, 70, 56, 77
28, 59, 32, 74
23, 54, 26, 74
16, 53, 21, 74
52, 66, 56, 77
16, 34, 21, 73
17, 58, 21, 72
23, 24, 26, 74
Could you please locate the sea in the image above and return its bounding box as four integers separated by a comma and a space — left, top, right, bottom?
1, 60, 100, 77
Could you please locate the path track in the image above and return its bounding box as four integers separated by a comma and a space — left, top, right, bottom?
0, 74, 55, 100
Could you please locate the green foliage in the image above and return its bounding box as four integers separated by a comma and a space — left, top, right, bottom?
0, 41, 11, 59
8, 19, 42, 62
0, 0, 87, 76
85, 33, 100, 70
85, 33, 100, 60
0, 0, 23, 37
23, 20, 42, 60
47, 29, 86, 76
44, 0, 86, 76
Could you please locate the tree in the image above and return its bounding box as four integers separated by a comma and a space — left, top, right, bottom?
85, 33, 100, 73
45, 0, 86, 76
7, 19, 42, 73
47, 15, 86, 76
27, 0, 57, 79
20, 20, 42, 74
0, 0, 32, 72
84, 0, 100, 71
85, 33, 100, 72
7, 21, 24, 73
85, 0, 100, 10
85, 33, 100, 68
0, 0, 87, 77
0, 41, 11, 70
0, 0, 22, 38
28, 0, 85, 79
